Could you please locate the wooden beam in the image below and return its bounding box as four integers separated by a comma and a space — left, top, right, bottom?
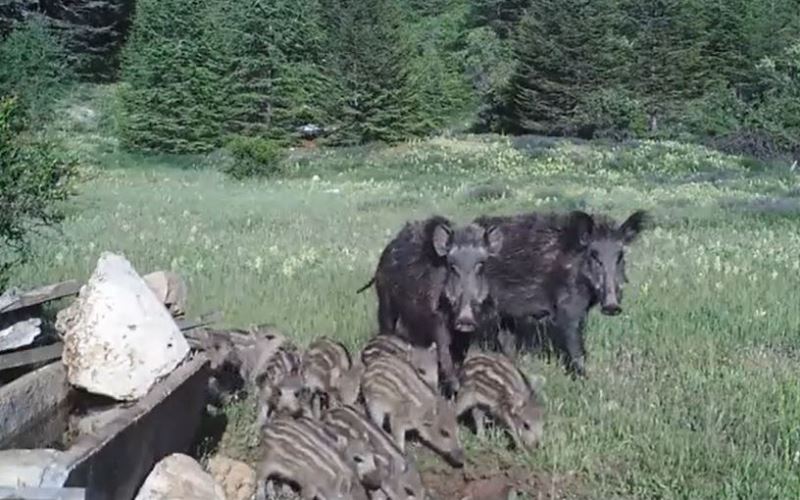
0, 343, 63, 372
0, 280, 82, 315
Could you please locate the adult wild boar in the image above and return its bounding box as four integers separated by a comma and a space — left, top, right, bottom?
357, 216, 503, 393
475, 209, 649, 378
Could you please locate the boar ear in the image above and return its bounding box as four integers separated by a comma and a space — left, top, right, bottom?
432, 223, 453, 257
565, 211, 594, 250
484, 225, 503, 255
619, 210, 650, 245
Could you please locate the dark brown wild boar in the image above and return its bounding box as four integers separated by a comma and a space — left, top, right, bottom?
357, 216, 503, 393
474, 210, 649, 378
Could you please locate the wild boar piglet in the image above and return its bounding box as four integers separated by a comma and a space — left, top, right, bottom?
455, 349, 544, 450
361, 334, 439, 391
362, 354, 465, 467
255, 416, 371, 500
303, 336, 363, 417
323, 405, 427, 500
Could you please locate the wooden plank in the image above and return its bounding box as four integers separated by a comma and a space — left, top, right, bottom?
0, 343, 63, 371
0, 311, 221, 371
0, 280, 82, 315
0, 487, 86, 500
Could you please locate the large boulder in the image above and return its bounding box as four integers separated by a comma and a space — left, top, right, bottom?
56, 252, 189, 401
135, 453, 225, 500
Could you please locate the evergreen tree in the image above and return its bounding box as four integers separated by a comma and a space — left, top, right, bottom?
506, 0, 622, 134
405, 1, 474, 127
468, 0, 530, 38
226, 0, 334, 142
322, 0, 425, 145
620, 0, 708, 133
2, 0, 135, 81
116, 0, 232, 153
0, 15, 74, 124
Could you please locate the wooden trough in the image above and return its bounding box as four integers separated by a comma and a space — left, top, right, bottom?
0, 355, 209, 500
0, 280, 216, 500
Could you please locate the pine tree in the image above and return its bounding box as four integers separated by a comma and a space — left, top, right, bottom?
619, 0, 708, 132
116, 0, 232, 153
226, 0, 334, 142
506, 0, 622, 134
468, 0, 530, 38
322, 0, 425, 145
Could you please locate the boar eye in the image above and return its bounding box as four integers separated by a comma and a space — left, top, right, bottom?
590, 249, 600, 261
440, 428, 451, 438
522, 422, 531, 430
405, 487, 415, 496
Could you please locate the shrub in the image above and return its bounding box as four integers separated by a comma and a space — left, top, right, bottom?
221, 136, 287, 179
574, 87, 648, 140
0, 97, 77, 287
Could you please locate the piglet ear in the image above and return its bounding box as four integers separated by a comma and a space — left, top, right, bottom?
619, 210, 650, 245
432, 223, 453, 257
484, 225, 504, 255
565, 210, 594, 250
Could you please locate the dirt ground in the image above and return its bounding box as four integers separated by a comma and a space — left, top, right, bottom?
414, 445, 581, 500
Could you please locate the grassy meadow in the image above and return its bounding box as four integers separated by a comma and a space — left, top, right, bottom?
10, 87, 800, 499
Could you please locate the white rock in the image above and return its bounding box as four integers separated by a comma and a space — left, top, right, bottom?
0, 318, 42, 352
59, 252, 189, 401
135, 453, 225, 500
142, 271, 188, 317
0, 449, 70, 488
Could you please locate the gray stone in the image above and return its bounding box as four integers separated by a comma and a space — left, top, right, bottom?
0, 318, 43, 352
0, 450, 70, 489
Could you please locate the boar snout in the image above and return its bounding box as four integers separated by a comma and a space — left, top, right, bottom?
447, 446, 466, 467
600, 301, 621, 316
454, 306, 477, 332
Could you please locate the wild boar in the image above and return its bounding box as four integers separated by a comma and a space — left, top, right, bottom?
358, 216, 503, 393
475, 210, 649, 377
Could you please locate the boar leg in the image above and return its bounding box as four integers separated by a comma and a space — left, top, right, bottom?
254, 401, 270, 432
553, 313, 587, 378
472, 408, 487, 438
377, 285, 398, 334
432, 319, 459, 395
391, 419, 408, 452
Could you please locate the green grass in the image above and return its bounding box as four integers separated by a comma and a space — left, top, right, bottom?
10, 86, 800, 499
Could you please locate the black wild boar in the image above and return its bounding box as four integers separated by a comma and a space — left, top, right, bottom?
357, 215, 503, 393
474, 209, 649, 378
